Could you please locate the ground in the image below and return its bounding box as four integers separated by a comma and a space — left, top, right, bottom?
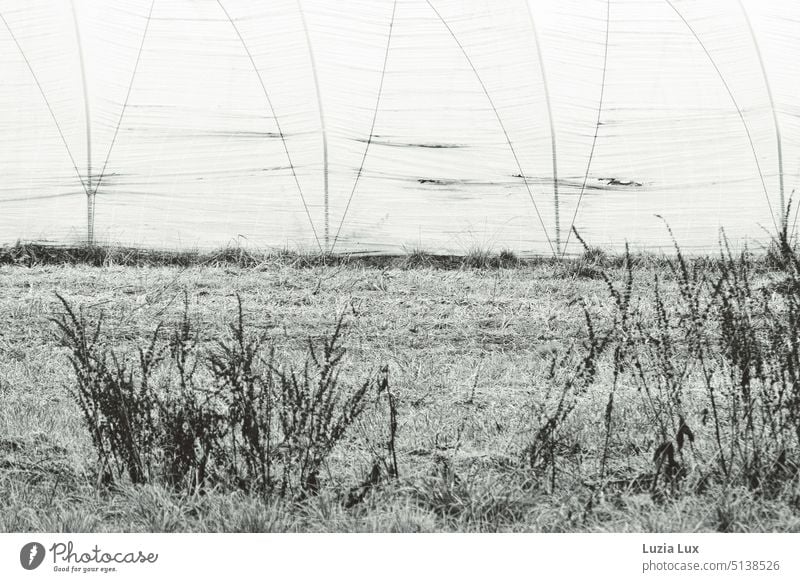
1, 256, 799, 532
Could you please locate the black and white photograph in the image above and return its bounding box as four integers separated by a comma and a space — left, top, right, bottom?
1, 0, 799, 578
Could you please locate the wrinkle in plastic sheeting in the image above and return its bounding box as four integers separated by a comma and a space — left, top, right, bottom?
0, 0, 797, 255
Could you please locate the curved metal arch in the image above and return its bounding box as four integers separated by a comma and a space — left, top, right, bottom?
735, 0, 784, 230
68, 0, 95, 243
296, 0, 330, 249
525, 0, 561, 254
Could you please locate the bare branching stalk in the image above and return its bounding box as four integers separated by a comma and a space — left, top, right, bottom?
54, 293, 387, 500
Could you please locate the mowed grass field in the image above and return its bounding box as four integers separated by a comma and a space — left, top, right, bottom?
2, 251, 800, 532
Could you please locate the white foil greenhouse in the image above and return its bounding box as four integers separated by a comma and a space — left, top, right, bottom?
1, 0, 798, 255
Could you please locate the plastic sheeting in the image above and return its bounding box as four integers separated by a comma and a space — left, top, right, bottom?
1, 0, 798, 255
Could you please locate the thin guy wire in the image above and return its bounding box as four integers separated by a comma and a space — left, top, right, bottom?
525, 0, 560, 254
0, 11, 90, 197
69, 0, 94, 243
297, 0, 330, 249
330, 0, 398, 254
215, 0, 322, 251
425, 0, 556, 257
735, 0, 785, 231
92, 0, 157, 198
663, 0, 778, 235
563, 0, 611, 256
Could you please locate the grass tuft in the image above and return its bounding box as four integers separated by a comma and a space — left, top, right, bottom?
5, 226, 800, 532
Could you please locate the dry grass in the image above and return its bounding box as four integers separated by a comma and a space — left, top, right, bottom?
1, 250, 799, 532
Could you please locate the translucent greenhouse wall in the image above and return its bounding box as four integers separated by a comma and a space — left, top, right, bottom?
0, 0, 798, 256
